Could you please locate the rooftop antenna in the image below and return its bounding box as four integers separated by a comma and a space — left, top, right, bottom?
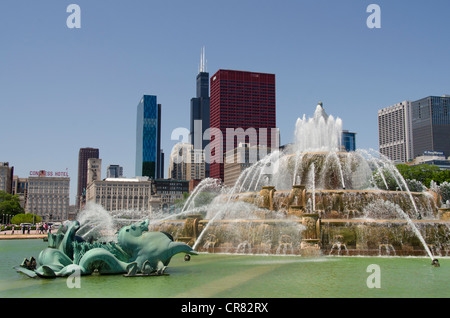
200, 46, 207, 73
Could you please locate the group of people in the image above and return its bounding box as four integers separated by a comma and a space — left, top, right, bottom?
9, 223, 52, 235
37, 223, 52, 234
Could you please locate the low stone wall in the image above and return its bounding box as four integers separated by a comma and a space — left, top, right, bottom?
0, 233, 47, 240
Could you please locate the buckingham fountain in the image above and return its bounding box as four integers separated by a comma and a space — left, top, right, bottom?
150, 103, 449, 260
17, 103, 449, 277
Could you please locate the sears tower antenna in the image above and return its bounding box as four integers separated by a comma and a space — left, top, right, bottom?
199, 46, 207, 73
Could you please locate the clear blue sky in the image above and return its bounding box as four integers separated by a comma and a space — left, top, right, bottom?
1, 0, 450, 204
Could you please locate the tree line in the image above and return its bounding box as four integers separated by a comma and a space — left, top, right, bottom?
0, 191, 41, 225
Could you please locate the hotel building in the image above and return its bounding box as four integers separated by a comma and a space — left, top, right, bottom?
378, 101, 413, 163
25, 173, 70, 222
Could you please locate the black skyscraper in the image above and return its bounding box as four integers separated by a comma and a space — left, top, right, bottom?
411, 95, 450, 158
190, 47, 210, 177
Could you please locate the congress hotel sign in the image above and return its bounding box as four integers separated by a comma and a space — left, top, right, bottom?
29, 170, 69, 177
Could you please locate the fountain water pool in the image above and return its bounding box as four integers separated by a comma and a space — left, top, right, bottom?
4, 240, 449, 298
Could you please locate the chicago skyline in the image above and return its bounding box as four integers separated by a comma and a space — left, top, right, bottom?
2, 1, 450, 204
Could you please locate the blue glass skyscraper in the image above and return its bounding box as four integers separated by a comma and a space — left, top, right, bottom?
136, 95, 163, 179
341, 130, 356, 152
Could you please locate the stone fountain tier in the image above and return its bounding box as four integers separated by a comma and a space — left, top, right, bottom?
321, 219, 450, 256
218, 186, 440, 220
154, 217, 450, 257
440, 207, 450, 220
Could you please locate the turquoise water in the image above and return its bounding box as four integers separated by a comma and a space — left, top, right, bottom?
0, 239, 449, 298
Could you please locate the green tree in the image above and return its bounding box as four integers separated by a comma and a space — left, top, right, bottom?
0, 191, 24, 216
11, 213, 42, 225
372, 168, 401, 191
396, 164, 439, 187
431, 170, 450, 185
395, 164, 450, 188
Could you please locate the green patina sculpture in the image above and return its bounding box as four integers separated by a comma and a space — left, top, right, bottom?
17, 219, 197, 278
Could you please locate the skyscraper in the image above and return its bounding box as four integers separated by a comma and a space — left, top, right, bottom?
106, 164, 124, 178
341, 130, 357, 152
209, 69, 277, 181
378, 95, 450, 163
76, 147, 99, 209
190, 47, 210, 177
0, 162, 13, 194
378, 101, 413, 163
411, 95, 450, 158
168, 142, 205, 181
136, 95, 164, 179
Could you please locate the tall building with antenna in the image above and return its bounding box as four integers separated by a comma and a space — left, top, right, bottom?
190, 46, 210, 177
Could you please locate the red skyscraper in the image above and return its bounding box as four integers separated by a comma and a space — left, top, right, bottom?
209, 69, 277, 181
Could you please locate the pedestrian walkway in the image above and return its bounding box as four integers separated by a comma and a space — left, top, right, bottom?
0, 229, 48, 240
